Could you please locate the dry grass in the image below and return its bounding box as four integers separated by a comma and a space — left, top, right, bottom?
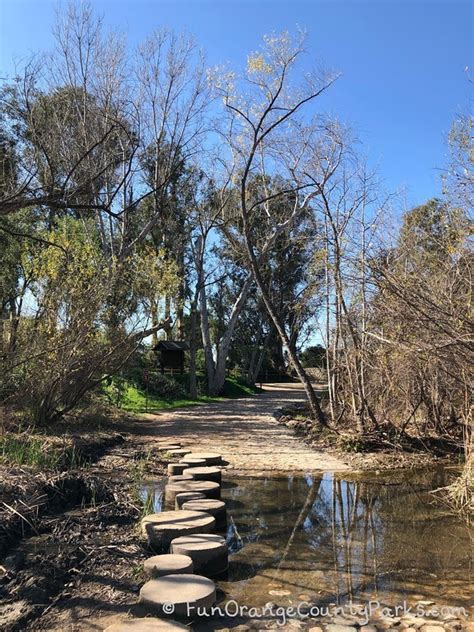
435, 425, 473, 520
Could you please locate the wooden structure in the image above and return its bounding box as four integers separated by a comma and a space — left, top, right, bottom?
154, 340, 189, 374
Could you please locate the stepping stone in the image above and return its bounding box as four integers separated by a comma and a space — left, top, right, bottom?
183, 466, 222, 484
174, 492, 206, 509
141, 510, 216, 549
157, 444, 181, 452
181, 499, 227, 527
170, 533, 228, 575
184, 452, 222, 465
143, 554, 194, 577
139, 574, 216, 617
179, 457, 206, 467
104, 618, 188, 631
167, 449, 192, 458
164, 480, 221, 504
168, 474, 194, 482
167, 463, 188, 476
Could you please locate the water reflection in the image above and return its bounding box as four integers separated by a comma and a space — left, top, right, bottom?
141, 468, 473, 609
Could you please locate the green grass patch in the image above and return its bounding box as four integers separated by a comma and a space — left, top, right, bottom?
103, 376, 261, 414
0, 433, 83, 470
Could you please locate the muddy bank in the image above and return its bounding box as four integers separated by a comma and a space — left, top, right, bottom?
0, 429, 168, 631
273, 403, 464, 471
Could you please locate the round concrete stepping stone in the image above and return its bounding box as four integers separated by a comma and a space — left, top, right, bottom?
104, 618, 188, 631
179, 457, 206, 467
167, 449, 192, 458
184, 452, 222, 465
181, 499, 227, 527
143, 554, 194, 577
183, 466, 222, 484
164, 480, 221, 504
157, 444, 181, 452
139, 574, 216, 617
141, 510, 216, 549
170, 533, 228, 575
167, 463, 188, 476
168, 474, 194, 482
174, 491, 206, 509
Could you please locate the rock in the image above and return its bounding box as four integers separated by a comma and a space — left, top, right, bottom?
174, 492, 206, 509
297, 593, 312, 601
420, 627, 444, 632
170, 533, 228, 575
158, 444, 181, 452
360, 627, 378, 632
401, 618, 424, 629
182, 452, 223, 465
181, 498, 227, 527
143, 554, 194, 577
326, 626, 357, 632
333, 616, 362, 626
183, 466, 222, 484
141, 510, 216, 549
164, 480, 221, 503
268, 589, 291, 597
104, 618, 188, 631
441, 615, 460, 623
308, 628, 324, 632
139, 574, 216, 617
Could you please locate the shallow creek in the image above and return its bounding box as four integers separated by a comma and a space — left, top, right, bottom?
141, 467, 472, 618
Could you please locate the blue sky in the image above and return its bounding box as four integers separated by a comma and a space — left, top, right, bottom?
1, 0, 472, 209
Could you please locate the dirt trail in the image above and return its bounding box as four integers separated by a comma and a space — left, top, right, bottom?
141, 383, 348, 474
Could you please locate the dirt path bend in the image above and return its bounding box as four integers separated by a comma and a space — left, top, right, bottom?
142, 383, 348, 474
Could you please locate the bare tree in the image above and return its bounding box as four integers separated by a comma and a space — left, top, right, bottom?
212, 31, 340, 425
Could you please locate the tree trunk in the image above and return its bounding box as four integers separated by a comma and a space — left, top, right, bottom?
246, 246, 327, 428
189, 295, 198, 399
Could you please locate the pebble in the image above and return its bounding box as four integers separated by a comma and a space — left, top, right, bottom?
420, 627, 445, 632
360, 627, 378, 632
441, 616, 459, 623
382, 618, 402, 626
333, 616, 363, 626
268, 589, 291, 597
401, 619, 424, 629
326, 625, 358, 632
308, 627, 324, 632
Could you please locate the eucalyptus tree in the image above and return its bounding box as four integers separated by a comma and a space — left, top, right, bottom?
0, 3, 212, 422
